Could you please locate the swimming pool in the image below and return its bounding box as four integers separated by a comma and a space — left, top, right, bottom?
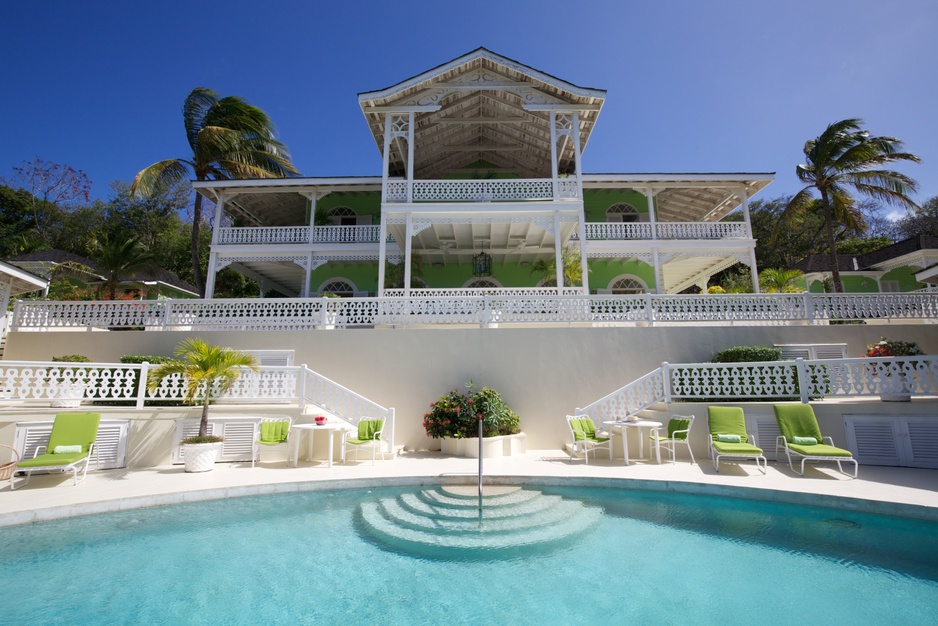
2, 485, 937, 624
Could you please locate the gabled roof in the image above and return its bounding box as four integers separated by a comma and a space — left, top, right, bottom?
795, 235, 938, 274
0, 259, 47, 296
5, 250, 199, 296
358, 48, 606, 179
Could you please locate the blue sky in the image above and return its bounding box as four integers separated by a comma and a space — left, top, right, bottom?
2, 0, 936, 216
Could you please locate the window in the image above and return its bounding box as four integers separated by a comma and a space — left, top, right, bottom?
606, 203, 639, 223
329, 206, 358, 226
609, 276, 646, 294
880, 280, 901, 293
464, 278, 501, 289
318, 279, 356, 297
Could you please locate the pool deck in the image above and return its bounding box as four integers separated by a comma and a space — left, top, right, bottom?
2, 451, 938, 527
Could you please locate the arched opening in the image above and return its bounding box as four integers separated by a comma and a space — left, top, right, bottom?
606, 203, 639, 223
317, 279, 356, 297
329, 206, 358, 226
608, 275, 646, 294
462, 278, 502, 289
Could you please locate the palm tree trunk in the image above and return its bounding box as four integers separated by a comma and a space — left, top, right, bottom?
199, 400, 211, 437
192, 191, 205, 296
820, 190, 844, 293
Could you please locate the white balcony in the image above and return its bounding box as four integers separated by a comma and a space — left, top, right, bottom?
583, 222, 749, 241
217, 225, 382, 245
383, 178, 580, 203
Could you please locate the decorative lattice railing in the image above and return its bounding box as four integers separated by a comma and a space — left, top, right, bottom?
576, 356, 938, 420
0, 361, 393, 428
382, 178, 580, 203
11, 292, 938, 331
584, 222, 748, 240
216, 225, 381, 245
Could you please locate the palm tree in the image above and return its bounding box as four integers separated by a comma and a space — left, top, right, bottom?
530, 246, 585, 287
147, 339, 258, 438
758, 268, 804, 293
778, 118, 920, 292
88, 233, 156, 300
131, 88, 299, 295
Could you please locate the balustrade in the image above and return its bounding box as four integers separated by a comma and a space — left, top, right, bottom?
11, 292, 938, 331
577, 355, 938, 420
216, 225, 380, 245
584, 222, 747, 240
382, 178, 577, 203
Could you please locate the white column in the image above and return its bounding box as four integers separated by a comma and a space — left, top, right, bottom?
377, 211, 388, 296
645, 188, 657, 239
404, 212, 413, 297
738, 188, 752, 238
577, 212, 589, 294
308, 191, 319, 243
549, 111, 559, 201
571, 111, 583, 198
302, 253, 312, 298
749, 249, 761, 293
381, 113, 392, 196
204, 252, 218, 298
554, 210, 564, 291
653, 249, 662, 294
204, 192, 226, 298
406, 112, 415, 203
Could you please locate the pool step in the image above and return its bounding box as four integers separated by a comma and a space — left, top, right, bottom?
358, 487, 601, 559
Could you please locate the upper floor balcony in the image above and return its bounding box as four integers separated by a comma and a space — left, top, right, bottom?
581, 221, 750, 241
217, 225, 386, 246
381, 177, 580, 204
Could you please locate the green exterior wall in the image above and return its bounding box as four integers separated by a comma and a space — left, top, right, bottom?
881, 266, 925, 292
808, 275, 881, 293
583, 189, 653, 222
309, 262, 379, 295
587, 259, 656, 292
317, 192, 382, 222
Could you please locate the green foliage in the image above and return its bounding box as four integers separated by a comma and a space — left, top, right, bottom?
711, 346, 782, 363
866, 338, 924, 358
179, 435, 224, 445
758, 268, 804, 293
384, 252, 425, 289
51, 354, 91, 363
836, 236, 893, 256
119, 355, 177, 365
423, 383, 521, 439
530, 245, 585, 287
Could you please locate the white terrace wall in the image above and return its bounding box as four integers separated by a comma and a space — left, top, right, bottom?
5, 325, 937, 452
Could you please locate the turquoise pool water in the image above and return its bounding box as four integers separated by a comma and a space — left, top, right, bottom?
2, 486, 937, 625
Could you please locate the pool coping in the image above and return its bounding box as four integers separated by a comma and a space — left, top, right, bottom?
2, 474, 936, 527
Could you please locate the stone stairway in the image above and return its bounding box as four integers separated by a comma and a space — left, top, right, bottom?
358, 486, 601, 559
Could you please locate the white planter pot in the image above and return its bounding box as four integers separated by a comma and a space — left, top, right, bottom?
440, 433, 526, 458
51, 382, 86, 408
182, 442, 221, 472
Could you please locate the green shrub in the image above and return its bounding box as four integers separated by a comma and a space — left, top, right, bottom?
711, 346, 781, 363
51, 354, 91, 362
423, 383, 521, 439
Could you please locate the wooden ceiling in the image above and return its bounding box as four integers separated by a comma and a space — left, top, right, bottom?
359, 49, 606, 179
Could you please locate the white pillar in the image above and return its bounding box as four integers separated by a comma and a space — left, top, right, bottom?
571, 111, 583, 197
554, 210, 564, 291
577, 212, 589, 294
749, 249, 761, 293
645, 188, 658, 239
406, 112, 415, 203
302, 253, 312, 298
377, 211, 388, 296
738, 188, 752, 238
653, 249, 663, 294
204, 252, 218, 298
549, 111, 559, 201
404, 212, 413, 297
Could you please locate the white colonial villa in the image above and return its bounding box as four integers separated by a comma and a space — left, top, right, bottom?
198, 48, 771, 300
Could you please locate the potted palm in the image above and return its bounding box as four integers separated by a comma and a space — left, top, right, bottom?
148, 338, 258, 472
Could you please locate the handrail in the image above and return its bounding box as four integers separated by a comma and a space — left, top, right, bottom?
12, 292, 938, 330
0, 359, 395, 457
576, 355, 938, 419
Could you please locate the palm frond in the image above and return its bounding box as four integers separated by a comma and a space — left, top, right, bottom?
183, 88, 219, 153
131, 159, 192, 197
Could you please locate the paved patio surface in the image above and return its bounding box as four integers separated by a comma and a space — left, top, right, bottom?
2, 450, 937, 527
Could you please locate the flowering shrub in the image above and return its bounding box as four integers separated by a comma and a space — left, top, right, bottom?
867, 338, 924, 358
423, 383, 521, 439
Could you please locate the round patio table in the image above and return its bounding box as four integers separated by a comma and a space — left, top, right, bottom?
602, 420, 663, 466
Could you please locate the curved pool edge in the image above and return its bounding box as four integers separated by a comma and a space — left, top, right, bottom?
3, 474, 936, 528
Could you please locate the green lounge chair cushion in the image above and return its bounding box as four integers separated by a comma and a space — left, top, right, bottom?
570, 418, 609, 442
18, 451, 89, 468
774, 404, 824, 444
47, 412, 101, 455
53, 445, 83, 454
348, 419, 383, 445
716, 434, 742, 443
707, 407, 748, 438
652, 417, 693, 442
711, 441, 763, 455
792, 436, 818, 446
787, 443, 853, 457
259, 420, 290, 444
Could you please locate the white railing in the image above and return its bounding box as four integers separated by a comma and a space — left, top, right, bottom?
584, 222, 748, 240
577, 355, 938, 419
11, 292, 938, 331
383, 287, 585, 298
383, 178, 578, 203
312, 225, 381, 243
0, 360, 393, 428
216, 225, 381, 245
